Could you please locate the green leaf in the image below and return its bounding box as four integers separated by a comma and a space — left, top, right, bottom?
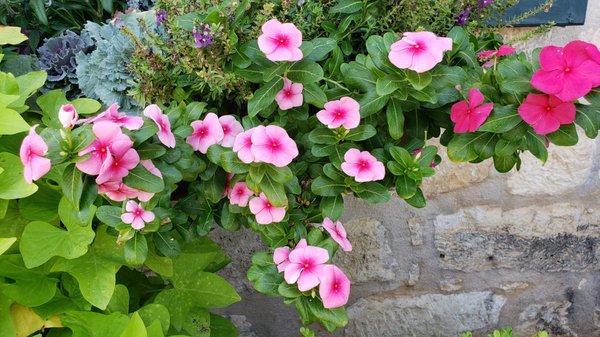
497, 59, 531, 95
71, 98, 102, 115
137, 304, 170, 335
320, 196, 344, 220
303, 83, 328, 108
0, 106, 29, 135
247, 263, 282, 296
287, 61, 324, 84
18, 185, 60, 221
61, 311, 130, 337
388, 146, 413, 167
120, 313, 147, 337
308, 127, 338, 145
330, 0, 363, 14
259, 174, 287, 207
405, 70, 432, 90
305, 38, 337, 62
0, 26, 28, 45
386, 97, 404, 139
29, 0, 48, 25
576, 99, 600, 138
210, 313, 237, 337
96, 206, 123, 226
124, 234, 148, 266
395, 175, 417, 199
405, 188, 426, 208
248, 78, 283, 117
0, 255, 57, 307
100, 0, 114, 13
526, 130, 548, 163
0, 237, 16, 255
137, 143, 167, 160
376, 76, 400, 96
493, 154, 518, 173
123, 164, 165, 193
345, 125, 376, 141
107, 284, 130, 314
494, 138, 519, 157
366, 35, 395, 72
311, 176, 346, 196
546, 124, 578, 146
359, 91, 389, 117
447, 133, 487, 162
354, 182, 390, 203
62, 164, 83, 209
36, 90, 68, 127
340, 61, 376, 91
15, 71, 47, 101
478, 105, 521, 133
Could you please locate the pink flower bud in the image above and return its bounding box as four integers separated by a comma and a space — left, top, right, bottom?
58, 104, 78, 128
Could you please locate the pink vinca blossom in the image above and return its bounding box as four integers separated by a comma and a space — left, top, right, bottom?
233, 128, 256, 163
20, 125, 51, 184
450, 88, 494, 133
341, 149, 385, 182
82, 103, 143, 130
518, 93, 576, 135
58, 104, 78, 128
77, 121, 133, 175
228, 181, 254, 207
121, 200, 155, 230
219, 115, 244, 147
531, 41, 600, 101
284, 243, 329, 291
273, 239, 308, 273
316, 97, 361, 129
477, 44, 516, 68
388, 31, 453, 73
249, 193, 286, 225
322, 218, 352, 252
251, 125, 299, 167
187, 112, 224, 154
95, 143, 140, 185
275, 78, 303, 110
319, 265, 351, 309
257, 19, 303, 62
98, 181, 138, 202
143, 104, 175, 148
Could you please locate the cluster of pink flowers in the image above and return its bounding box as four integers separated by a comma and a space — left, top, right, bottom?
477, 44, 516, 68
226, 180, 286, 225
273, 219, 353, 308
231, 124, 299, 168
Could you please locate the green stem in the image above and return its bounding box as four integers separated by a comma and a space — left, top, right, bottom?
323, 77, 351, 92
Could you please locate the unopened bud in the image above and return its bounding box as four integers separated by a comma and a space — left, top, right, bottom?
58, 104, 78, 128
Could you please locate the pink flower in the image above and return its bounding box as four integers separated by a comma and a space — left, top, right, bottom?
218, 115, 244, 147
322, 218, 352, 252
121, 200, 155, 230
95, 144, 140, 185
531, 41, 600, 101
273, 239, 308, 273
275, 78, 303, 110
248, 193, 286, 225
77, 121, 133, 176
233, 128, 256, 163
251, 125, 299, 167
58, 104, 78, 128
477, 45, 516, 68
450, 88, 494, 133
318, 265, 351, 309
388, 31, 453, 73
143, 104, 175, 148
228, 181, 254, 207
341, 149, 385, 182
20, 125, 51, 184
316, 97, 361, 129
98, 181, 138, 202
81, 103, 143, 130
257, 19, 303, 62
518, 93, 576, 135
186, 113, 224, 154
284, 243, 329, 291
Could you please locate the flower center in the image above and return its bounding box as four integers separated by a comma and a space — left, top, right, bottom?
545, 106, 552, 112
27, 149, 32, 156
197, 126, 207, 137
333, 283, 339, 290
564, 67, 571, 73
222, 125, 230, 134
466, 108, 473, 114
134, 209, 142, 216
303, 263, 310, 268
266, 202, 272, 208
335, 109, 345, 118
358, 159, 369, 169
284, 90, 292, 97
277, 35, 289, 47
99, 147, 106, 153
271, 142, 279, 148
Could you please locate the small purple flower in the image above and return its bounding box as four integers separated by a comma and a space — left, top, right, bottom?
156, 9, 168, 26
478, 0, 494, 8
192, 24, 214, 48
456, 7, 471, 26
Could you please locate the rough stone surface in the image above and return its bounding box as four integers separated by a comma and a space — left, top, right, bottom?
518, 301, 575, 336
344, 292, 506, 337
440, 278, 463, 292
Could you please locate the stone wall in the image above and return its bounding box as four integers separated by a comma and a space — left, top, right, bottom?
212, 2, 600, 336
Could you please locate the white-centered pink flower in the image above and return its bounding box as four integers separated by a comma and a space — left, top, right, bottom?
318, 265, 351, 309
251, 125, 299, 167
58, 104, 78, 128
341, 148, 385, 182
322, 218, 352, 252
218, 115, 244, 147
19, 125, 51, 184
249, 193, 286, 225
274, 239, 307, 273
275, 78, 303, 110
186, 112, 224, 154
121, 200, 155, 230
233, 128, 256, 163
77, 121, 133, 176
284, 243, 329, 291
257, 18, 303, 62
388, 31, 453, 73
228, 181, 254, 207
95, 143, 140, 185
81, 103, 143, 130
143, 104, 175, 148
316, 97, 361, 129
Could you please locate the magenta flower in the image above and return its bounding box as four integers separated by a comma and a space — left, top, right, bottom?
316, 97, 361, 129
450, 88, 494, 133
322, 218, 352, 252
228, 181, 254, 207
531, 41, 600, 101
58, 104, 78, 128
274, 239, 307, 273
19, 125, 51, 184
121, 200, 155, 230
218, 115, 244, 148
76, 121, 133, 175
388, 31, 453, 73
143, 104, 175, 148
518, 93, 576, 135
251, 125, 299, 167
249, 193, 286, 225
186, 113, 224, 154
275, 78, 303, 110
257, 19, 303, 62
284, 244, 329, 291
95, 142, 140, 185
81, 103, 143, 130
233, 128, 256, 163
341, 149, 385, 182
98, 181, 138, 202
318, 265, 351, 309
477, 45, 516, 68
